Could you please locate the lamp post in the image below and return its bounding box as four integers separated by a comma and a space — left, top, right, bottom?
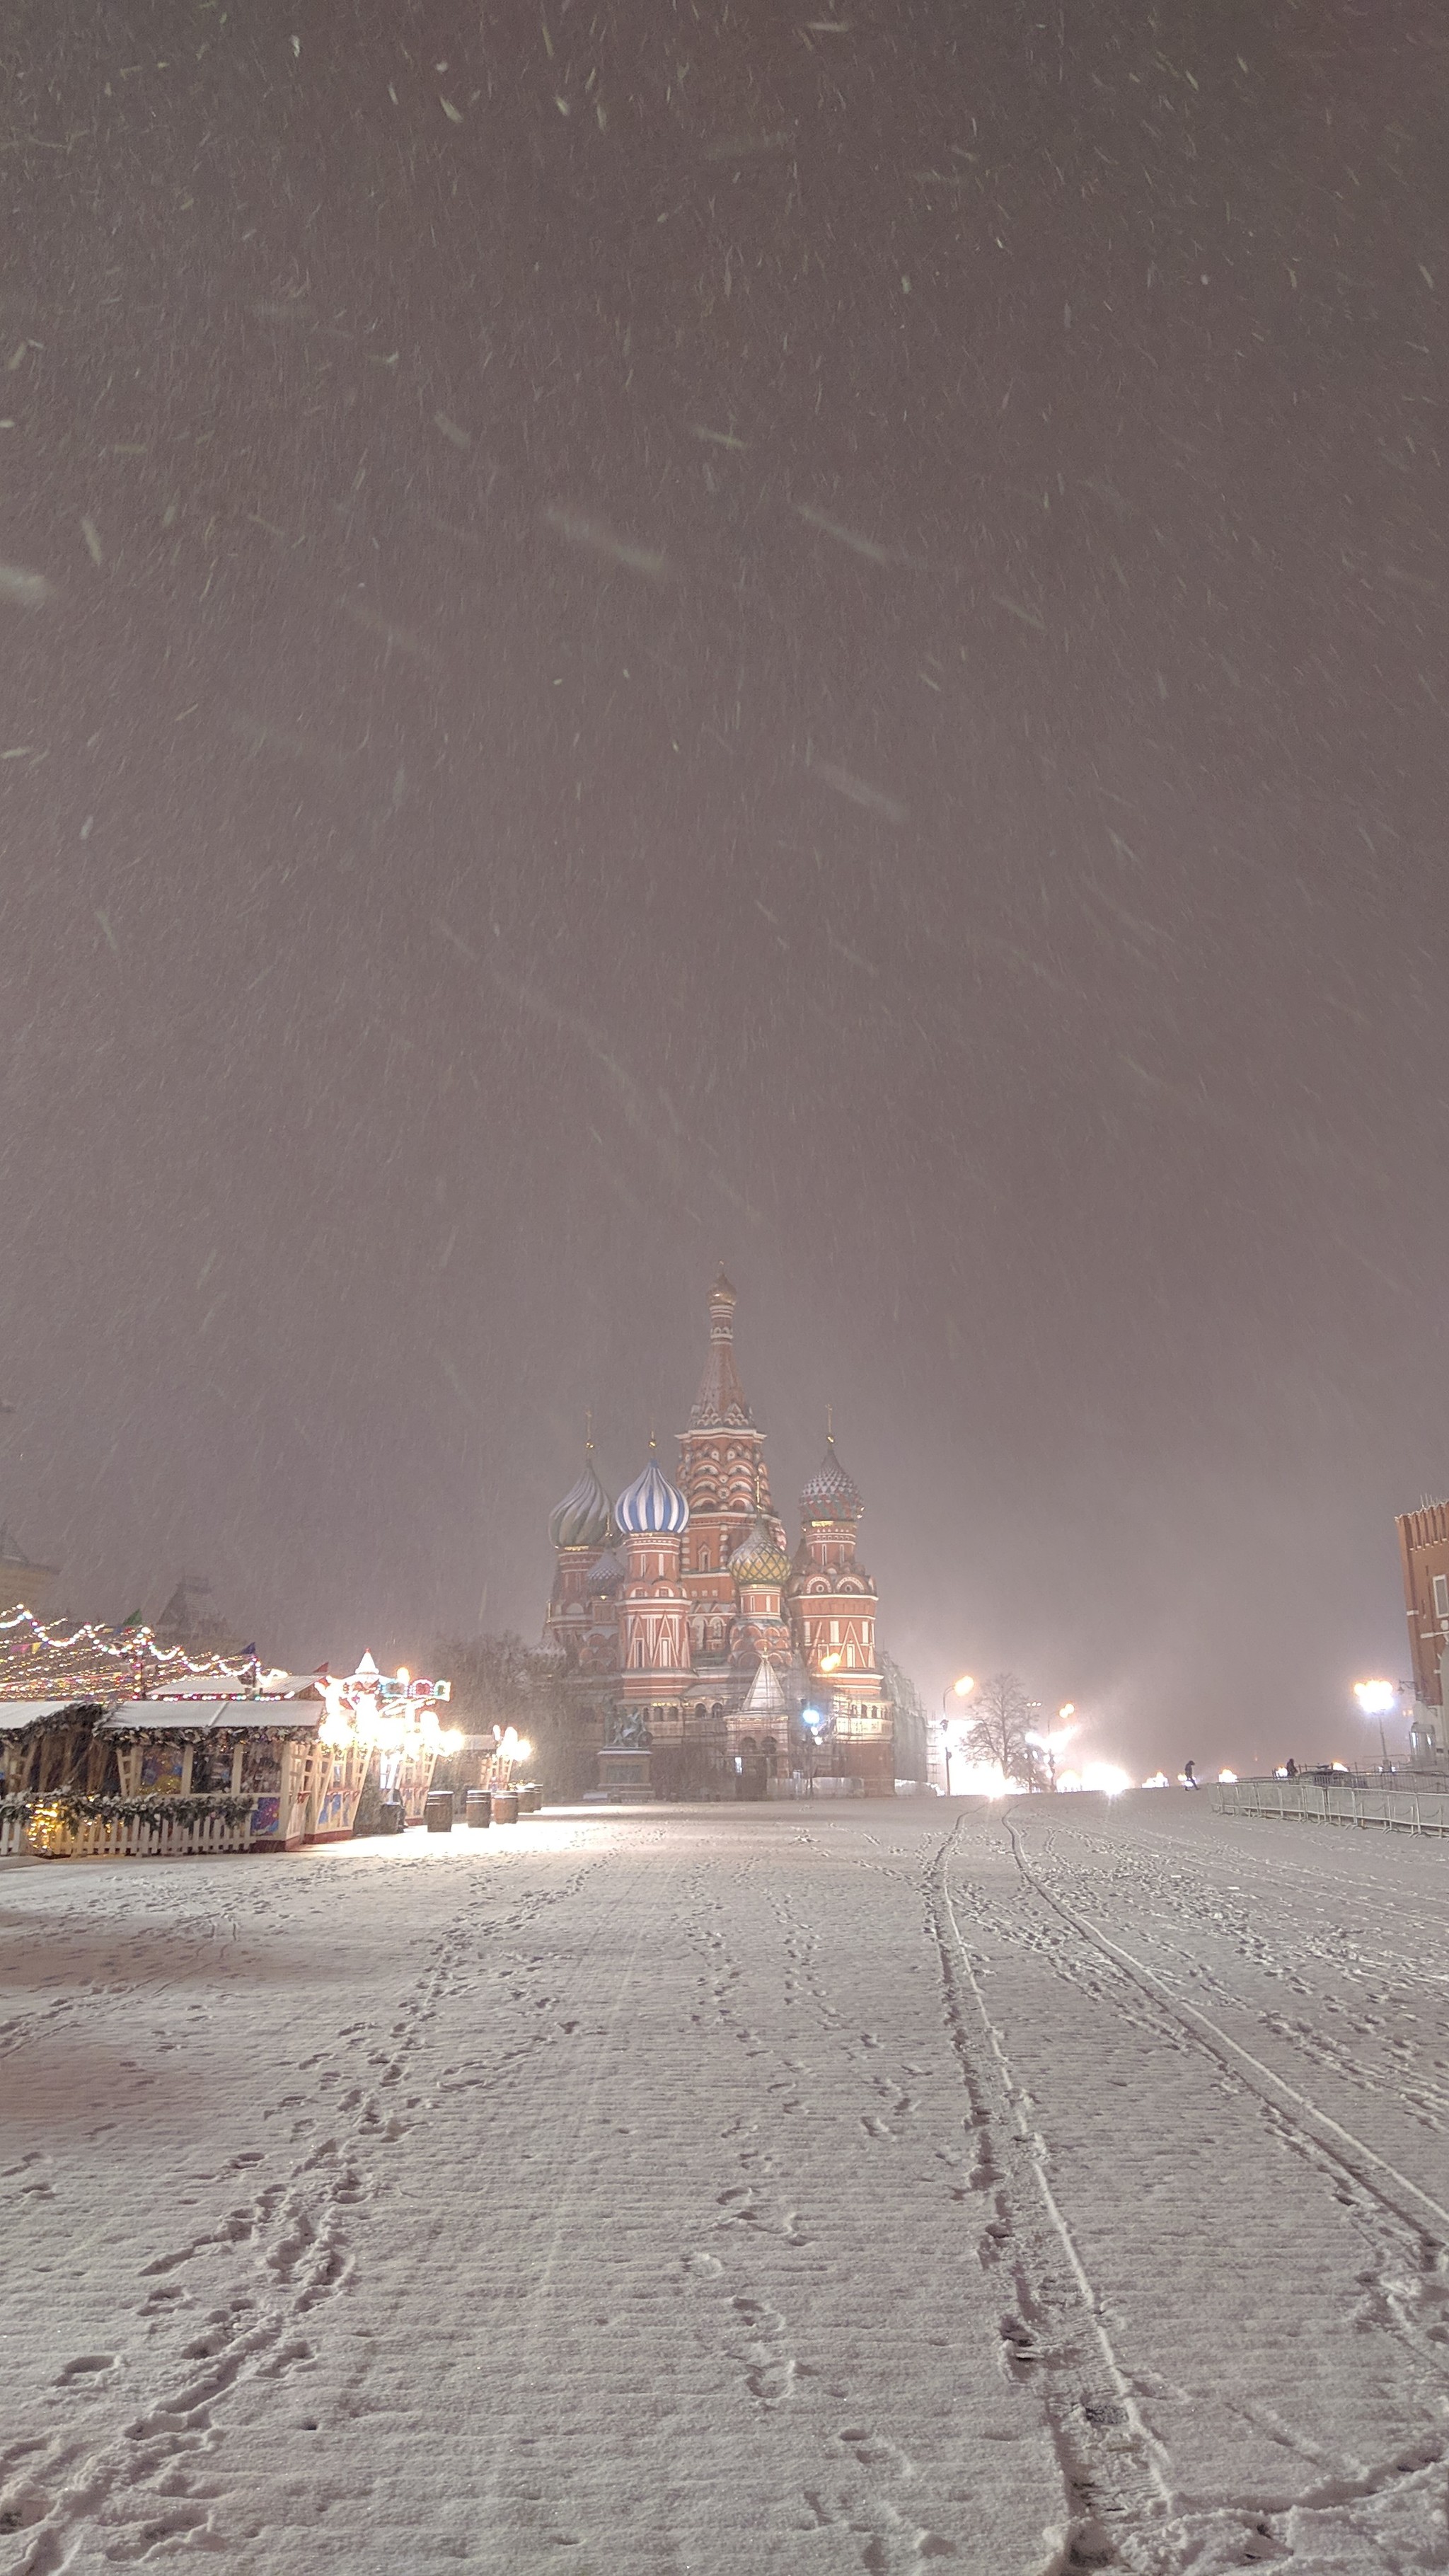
800, 1706, 827, 1796
1352, 1678, 1397, 1776
1024, 1704, 1076, 1793
940, 1674, 975, 1795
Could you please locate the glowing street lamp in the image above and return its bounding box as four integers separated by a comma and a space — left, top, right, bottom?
940, 1674, 975, 1795
1353, 1677, 1397, 1772
1025, 1707, 1079, 1790
492, 1725, 532, 1784
798, 1703, 831, 1795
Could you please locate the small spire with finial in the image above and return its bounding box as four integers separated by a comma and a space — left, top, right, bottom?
826, 1402, 834, 1446
584, 1406, 594, 1452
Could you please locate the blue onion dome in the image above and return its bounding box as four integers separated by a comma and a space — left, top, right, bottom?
800, 1434, 862, 1522
549, 1450, 613, 1550
615, 1447, 690, 1536
729, 1515, 791, 1586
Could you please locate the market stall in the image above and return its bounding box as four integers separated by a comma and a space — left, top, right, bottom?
0, 1644, 456, 1856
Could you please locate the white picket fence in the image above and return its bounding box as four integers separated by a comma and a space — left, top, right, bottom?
0, 1799, 256, 1859
1216, 1778, 1449, 1836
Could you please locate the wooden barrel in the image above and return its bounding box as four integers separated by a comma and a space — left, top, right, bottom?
425, 1790, 454, 1833
379, 1800, 405, 1836
491, 1789, 519, 1824
465, 1788, 492, 1828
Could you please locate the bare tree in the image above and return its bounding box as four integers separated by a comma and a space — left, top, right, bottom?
432, 1631, 571, 1788
966, 1671, 1036, 1785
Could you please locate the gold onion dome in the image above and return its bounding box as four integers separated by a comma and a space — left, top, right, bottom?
728, 1515, 791, 1587
548, 1451, 613, 1550
799, 1434, 862, 1522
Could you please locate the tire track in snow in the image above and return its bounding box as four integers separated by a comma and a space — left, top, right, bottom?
993, 1810, 1449, 2568
1027, 1815, 1449, 2139
923, 1822, 1183, 2575
1001, 1816, 1449, 2250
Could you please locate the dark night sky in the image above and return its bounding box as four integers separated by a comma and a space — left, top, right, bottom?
2, 0, 1445, 1773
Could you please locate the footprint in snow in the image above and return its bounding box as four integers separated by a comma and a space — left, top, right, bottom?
53, 2355, 120, 2388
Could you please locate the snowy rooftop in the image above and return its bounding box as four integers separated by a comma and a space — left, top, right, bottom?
0, 1699, 104, 1731
99, 1698, 323, 1734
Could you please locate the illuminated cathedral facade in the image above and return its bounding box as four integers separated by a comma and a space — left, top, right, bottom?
543, 1271, 894, 1798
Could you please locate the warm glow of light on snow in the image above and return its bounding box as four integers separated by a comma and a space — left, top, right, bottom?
1141, 1772, 1170, 1788
1217, 1767, 1237, 1783
1079, 1761, 1131, 1797
950, 1757, 1018, 1798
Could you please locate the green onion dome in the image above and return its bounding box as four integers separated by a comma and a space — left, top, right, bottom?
548, 1452, 613, 1550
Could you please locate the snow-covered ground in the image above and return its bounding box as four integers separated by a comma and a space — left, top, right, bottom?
3, 1794, 1448, 2575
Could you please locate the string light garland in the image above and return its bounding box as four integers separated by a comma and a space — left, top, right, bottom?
0, 1603, 259, 1703
1, 1792, 257, 1832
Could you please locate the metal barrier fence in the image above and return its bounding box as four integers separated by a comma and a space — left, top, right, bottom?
767, 1774, 865, 1799
1215, 1778, 1449, 1836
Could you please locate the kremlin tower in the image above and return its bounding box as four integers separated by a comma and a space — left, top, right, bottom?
543, 1273, 895, 1798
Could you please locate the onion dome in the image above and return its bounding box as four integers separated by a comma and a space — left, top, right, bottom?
548, 1451, 613, 1550
800, 1434, 862, 1523
615, 1448, 690, 1536
585, 1548, 625, 1594
729, 1515, 791, 1587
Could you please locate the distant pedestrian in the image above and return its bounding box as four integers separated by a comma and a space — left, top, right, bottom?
1284, 1756, 1298, 1780
1182, 1759, 1198, 1789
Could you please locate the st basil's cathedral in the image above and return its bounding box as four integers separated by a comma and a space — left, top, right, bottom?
543, 1271, 894, 1798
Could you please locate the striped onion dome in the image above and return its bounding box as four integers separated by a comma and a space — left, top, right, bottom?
728, 1515, 791, 1587
548, 1452, 613, 1550
799, 1434, 862, 1522
615, 1449, 690, 1536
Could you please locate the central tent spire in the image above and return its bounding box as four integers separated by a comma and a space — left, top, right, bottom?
688, 1264, 752, 1430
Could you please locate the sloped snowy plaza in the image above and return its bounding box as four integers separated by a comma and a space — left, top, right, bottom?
4, 1796, 1448, 2576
